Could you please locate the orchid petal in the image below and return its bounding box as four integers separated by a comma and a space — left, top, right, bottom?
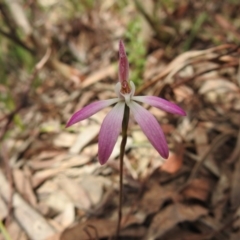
129, 101, 169, 159
66, 98, 119, 127
118, 40, 129, 82
98, 102, 125, 165
132, 96, 186, 116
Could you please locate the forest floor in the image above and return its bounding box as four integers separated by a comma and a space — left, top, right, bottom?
0, 1, 240, 240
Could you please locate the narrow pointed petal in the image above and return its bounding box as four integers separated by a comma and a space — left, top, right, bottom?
118, 40, 129, 82
129, 101, 169, 159
132, 96, 186, 116
98, 102, 125, 165
66, 98, 119, 127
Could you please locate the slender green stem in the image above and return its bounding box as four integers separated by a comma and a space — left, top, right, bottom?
0, 220, 12, 240
116, 105, 130, 239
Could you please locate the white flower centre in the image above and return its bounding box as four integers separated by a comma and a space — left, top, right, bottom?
115, 81, 135, 106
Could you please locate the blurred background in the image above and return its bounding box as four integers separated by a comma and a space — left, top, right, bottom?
0, 0, 240, 239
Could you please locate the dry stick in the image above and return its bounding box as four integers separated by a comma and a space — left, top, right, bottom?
116, 105, 130, 239
136, 44, 239, 95
0, 28, 34, 54
172, 62, 239, 89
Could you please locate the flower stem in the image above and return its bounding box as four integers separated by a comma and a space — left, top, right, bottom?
0, 220, 12, 240
116, 104, 130, 239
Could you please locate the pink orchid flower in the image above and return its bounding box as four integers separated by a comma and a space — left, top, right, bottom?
66, 40, 186, 165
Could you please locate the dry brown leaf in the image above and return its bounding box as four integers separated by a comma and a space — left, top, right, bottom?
44, 190, 72, 213
30, 154, 90, 171
58, 175, 91, 210
80, 175, 104, 206
199, 78, 238, 98
32, 154, 91, 187
32, 168, 67, 187
182, 178, 211, 202
28, 153, 67, 171
121, 211, 146, 228
82, 143, 98, 157
82, 64, 116, 88
148, 45, 233, 87
161, 149, 183, 174
140, 181, 175, 215
147, 203, 208, 240
1, 220, 28, 240
36, 151, 61, 161
0, 170, 56, 240
60, 219, 116, 240
53, 132, 77, 148
69, 125, 99, 154
13, 168, 37, 207
63, 162, 100, 178
173, 85, 194, 102
59, 218, 146, 240
36, 178, 58, 197
50, 58, 83, 84
54, 202, 75, 228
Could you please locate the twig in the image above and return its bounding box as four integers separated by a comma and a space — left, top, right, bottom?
116, 105, 130, 239
0, 28, 35, 54
172, 62, 239, 89
136, 44, 239, 95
